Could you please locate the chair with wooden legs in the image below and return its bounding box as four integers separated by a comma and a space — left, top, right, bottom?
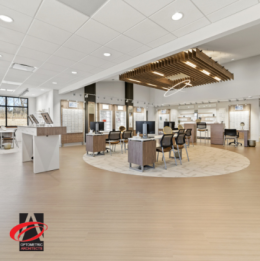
197, 122, 208, 143
185, 128, 193, 147
156, 134, 177, 169
173, 132, 189, 165
120, 130, 132, 153
2, 129, 18, 149
106, 131, 121, 155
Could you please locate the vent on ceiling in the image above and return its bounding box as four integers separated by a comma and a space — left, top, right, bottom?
12, 63, 37, 72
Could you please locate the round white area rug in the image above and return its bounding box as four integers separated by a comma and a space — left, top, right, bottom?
83, 145, 250, 178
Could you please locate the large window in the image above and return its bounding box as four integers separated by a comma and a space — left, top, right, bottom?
0, 96, 28, 127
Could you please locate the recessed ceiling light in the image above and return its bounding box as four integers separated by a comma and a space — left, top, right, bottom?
185, 61, 196, 68
0, 89, 6, 91
147, 83, 157, 87
152, 71, 164, 76
0, 15, 13, 23
52, 82, 57, 84
41, 89, 45, 91
7, 89, 14, 92
172, 12, 183, 21
2, 80, 22, 86
0, 54, 2, 58
214, 77, 221, 81
129, 79, 140, 83
104, 53, 111, 57
201, 70, 210, 76
71, 71, 77, 74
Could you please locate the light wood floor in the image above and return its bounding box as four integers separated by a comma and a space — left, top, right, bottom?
0, 142, 260, 260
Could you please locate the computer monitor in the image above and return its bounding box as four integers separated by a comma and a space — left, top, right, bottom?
136, 121, 155, 138
164, 121, 175, 129
90, 122, 104, 133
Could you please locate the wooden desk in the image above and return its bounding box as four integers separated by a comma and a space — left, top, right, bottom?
86, 134, 106, 156
128, 139, 156, 172
211, 123, 225, 145
237, 130, 249, 147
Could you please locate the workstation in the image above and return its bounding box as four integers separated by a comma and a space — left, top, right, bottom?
1, 1, 260, 259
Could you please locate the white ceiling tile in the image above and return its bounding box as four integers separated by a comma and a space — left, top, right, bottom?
54, 46, 87, 62
191, 0, 238, 15
70, 62, 98, 73
36, 0, 89, 33
92, 0, 146, 33
127, 45, 151, 56
99, 61, 116, 69
14, 55, 44, 68
150, 0, 205, 33
28, 19, 72, 45
207, 0, 258, 23
35, 69, 58, 78
0, 0, 42, 17
47, 55, 76, 67
0, 59, 12, 69
0, 83, 19, 90
0, 4, 33, 33
110, 54, 132, 64
87, 67, 104, 74
147, 33, 177, 48
0, 52, 15, 62
173, 17, 210, 37
22, 35, 60, 54
124, 19, 169, 44
0, 40, 18, 54
63, 35, 101, 55
81, 55, 109, 67
76, 19, 120, 45
40, 63, 67, 73
91, 46, 123, 61
51, 74, 78, 84
5, 68, 33, 82
124, 0, 174, 16
17, 47, 51, 62
23, 77, 43, 86
0, 27, 24, 45
105, 35, 143, 53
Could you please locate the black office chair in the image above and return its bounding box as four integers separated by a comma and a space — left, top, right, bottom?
156, 134, 177, 169
224, 129, 242, 146
120, 130, 132, 153
106, 131, 121, 155
197, 122, 208, 143
185, 128, 193, 147
178, 129, 185, 134
173, 132, 189, 165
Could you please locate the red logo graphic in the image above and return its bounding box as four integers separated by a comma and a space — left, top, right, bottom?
10, 222, 48, 242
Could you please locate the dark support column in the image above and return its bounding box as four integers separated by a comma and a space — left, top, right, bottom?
125, 82, 134, 130
84, 84, 96, 140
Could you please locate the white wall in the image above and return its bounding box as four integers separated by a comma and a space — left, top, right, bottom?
36, 90, 54, 119
133, 84, 151, 107
96, 81, 125, 105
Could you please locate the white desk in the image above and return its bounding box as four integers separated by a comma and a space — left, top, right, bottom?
0, 129, 15, 149
18, 126, 66, 174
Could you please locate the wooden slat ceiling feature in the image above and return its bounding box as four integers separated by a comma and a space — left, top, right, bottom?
119, 48, 234, 91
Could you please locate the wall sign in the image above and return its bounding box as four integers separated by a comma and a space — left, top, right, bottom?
235, 105, 243, 110
161, 109, 166, 113
136, 107, 142, 112
69, 101, 78, 108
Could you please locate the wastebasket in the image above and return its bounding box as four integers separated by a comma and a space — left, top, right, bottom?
248, 140, 256, 147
